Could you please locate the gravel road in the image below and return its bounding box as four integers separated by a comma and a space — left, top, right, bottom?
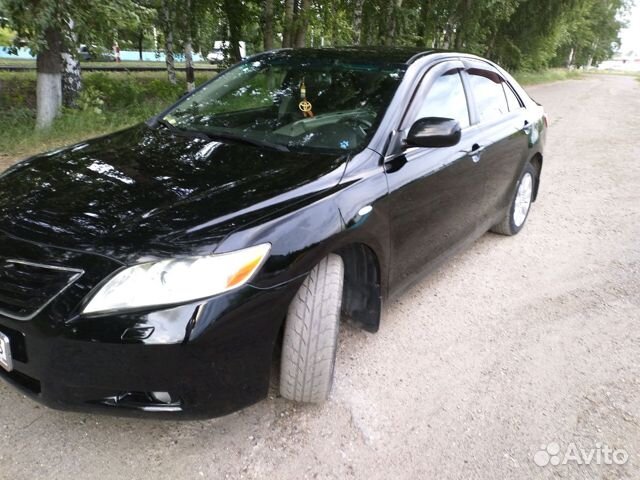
1, 74, 639, 480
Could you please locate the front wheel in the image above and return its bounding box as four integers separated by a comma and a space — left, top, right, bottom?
280, 254, 344, 403
491, 162, 537, 236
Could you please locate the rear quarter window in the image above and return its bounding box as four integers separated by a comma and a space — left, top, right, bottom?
503, 83, 523, 112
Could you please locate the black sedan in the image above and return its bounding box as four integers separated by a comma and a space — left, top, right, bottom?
0, 48, 546, 417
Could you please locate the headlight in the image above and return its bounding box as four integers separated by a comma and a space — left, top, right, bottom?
82, 243, 271, 315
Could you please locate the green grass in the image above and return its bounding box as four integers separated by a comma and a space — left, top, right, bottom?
514, 68, 583, 86
0, 109, 157, 163
0, 70, 217, 161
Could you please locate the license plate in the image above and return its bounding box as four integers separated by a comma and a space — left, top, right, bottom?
0, 332, 13, 372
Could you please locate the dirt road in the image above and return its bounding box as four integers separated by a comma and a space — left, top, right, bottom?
1, 75, 639, 479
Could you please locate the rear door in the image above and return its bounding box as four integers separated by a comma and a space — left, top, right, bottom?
461, 63, 530, 225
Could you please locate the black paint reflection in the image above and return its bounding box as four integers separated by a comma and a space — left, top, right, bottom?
0, 124, 347, 263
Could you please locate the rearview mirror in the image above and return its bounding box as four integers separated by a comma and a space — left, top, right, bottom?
405, 117, 461, 148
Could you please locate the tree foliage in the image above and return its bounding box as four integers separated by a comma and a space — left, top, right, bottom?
0, 0, 151, 56
552, 0, 630, 67
0, 0, 632, 76
208, 0, 630, 70
0, 0, 629, 131
1, 0, 629, 72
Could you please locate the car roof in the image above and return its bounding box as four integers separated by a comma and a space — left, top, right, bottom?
258, 47, 445, 66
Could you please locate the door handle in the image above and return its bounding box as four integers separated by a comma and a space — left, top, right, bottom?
469, 143, 484, 163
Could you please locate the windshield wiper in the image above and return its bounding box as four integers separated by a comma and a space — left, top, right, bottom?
155, 118, 181, 133
155, 119, 289, 152
155, 118, 210, 141
195, 131, 290, 152
155, 118, 208, 140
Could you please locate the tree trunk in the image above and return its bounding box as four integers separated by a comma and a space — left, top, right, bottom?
353, 0, 365, 45
453, 28, 462, 50
454, 0, 473, 50
566, 47, 575, 68
586, 40, 598, 69
416, 0, 432, 47
385, 0, 403, 46
263, 0, 274, 50
163, 0, 177, 84
138, 30, 144, 61
36, 27, 63, 130
282, 0, 295, 48
360, 5, 373, 45
61, 52, 81, 108
485, 31, 497, 57
223, 0, 243, 62
153, 26, 159, 54
183, 0, 195, 92
294, 0, 311, 48
184, 39, 195, 91
61, 19, 81, 108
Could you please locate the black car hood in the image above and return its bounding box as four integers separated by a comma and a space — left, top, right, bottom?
0, 124, 347, 263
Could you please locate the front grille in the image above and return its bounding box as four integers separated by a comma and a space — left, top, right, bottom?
0, 259, 83, 321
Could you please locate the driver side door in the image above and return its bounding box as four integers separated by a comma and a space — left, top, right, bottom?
385, 61, 489, 291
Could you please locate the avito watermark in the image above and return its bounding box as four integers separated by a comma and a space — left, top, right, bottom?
534, 442, 629, 467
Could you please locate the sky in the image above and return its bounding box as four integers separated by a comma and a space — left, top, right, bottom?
619, 3, 640, 54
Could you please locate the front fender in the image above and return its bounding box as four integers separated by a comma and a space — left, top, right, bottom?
213, 192, 347, 289
215, 149, 391, 300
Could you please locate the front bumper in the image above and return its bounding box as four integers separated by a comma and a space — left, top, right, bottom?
0, 232, 302, 418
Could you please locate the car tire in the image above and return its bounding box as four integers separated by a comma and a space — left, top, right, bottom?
280, 253, 344, 403
491, 162, 537, 236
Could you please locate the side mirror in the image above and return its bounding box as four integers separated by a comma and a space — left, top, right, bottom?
405, 117, 462, 148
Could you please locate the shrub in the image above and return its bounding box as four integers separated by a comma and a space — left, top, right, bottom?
0, 70, 216, 158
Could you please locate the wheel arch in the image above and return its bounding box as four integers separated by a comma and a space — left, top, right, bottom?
334, 242, 382, 333
529, 152, 543, 201
216, 188, 388, 334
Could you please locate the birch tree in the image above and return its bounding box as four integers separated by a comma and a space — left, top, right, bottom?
1, 0, 149, 129
182, 0, 195, 91
161, 0, 177, 84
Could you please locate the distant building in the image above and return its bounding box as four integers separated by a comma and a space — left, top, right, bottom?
598, 51, 640, 72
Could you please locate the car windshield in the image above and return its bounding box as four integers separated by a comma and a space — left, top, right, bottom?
162, 53, 407, 153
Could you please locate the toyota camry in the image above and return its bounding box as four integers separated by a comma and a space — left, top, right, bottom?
0, 48, 546, 417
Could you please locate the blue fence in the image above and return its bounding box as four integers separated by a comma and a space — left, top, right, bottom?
0, 47, 205, 62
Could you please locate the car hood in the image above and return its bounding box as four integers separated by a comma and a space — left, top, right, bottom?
0, 124, 347, 264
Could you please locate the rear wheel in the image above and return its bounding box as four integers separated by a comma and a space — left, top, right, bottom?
491, 162, 536, 236
280, 254, 344, 403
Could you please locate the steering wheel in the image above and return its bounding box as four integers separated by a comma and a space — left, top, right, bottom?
339, 116, 373, 139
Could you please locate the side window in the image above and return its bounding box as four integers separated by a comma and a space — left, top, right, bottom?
503, 83, 522, 112
415, 70, 470, 128
467, 69, 509, 123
